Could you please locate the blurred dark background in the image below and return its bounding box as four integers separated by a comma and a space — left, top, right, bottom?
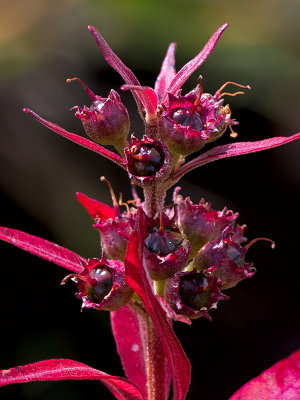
0, 0, 299, 399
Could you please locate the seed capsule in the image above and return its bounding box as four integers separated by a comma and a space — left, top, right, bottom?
144, 224, 190, 280
172, 109, 203, 131
86, 267, 113, 304
125, 136, 172, 187
179, 273, 210, 309
130, 144, 164, 177
145, 227, 183, 256
164, 269, 228, 320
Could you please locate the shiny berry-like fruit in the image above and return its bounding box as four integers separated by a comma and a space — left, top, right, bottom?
179, 273, 210, 309
86, 267, 113, 304
145, 227, 183, 257
130, 144, 164, 177
172, 109, 203, 131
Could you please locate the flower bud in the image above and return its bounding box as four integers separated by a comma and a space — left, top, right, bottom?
125, 136, 173, 186
194, 237, 255, 289
67, 255, 133, 311
158, 81, 236, 156
68, 78, 129, 153
164, 269, 227, 320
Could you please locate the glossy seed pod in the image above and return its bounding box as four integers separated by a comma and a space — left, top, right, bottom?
158, 84, 234, 156
164, 268, 228, 320
144, 225, 191, 280
73, 255, 133, 311
125, 136, 173, 187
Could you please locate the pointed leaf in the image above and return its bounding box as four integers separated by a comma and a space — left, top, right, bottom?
0, 359, 144, 400
23, 108, 126, 169
173, 133, 300, 181
124, 208, 191, 400
121, 85, 158, 118
76, 192, 115, 221
88, 26, 144, 115
0, 227, 84, 273
229, 349, 300, 400
165, 23, 229, 102
154, 42, 177, 102
111, 305, 148, 399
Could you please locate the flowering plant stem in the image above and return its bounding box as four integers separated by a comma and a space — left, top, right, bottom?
1, 22, 300, 400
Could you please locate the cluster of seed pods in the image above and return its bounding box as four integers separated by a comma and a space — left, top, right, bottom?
21, 23, 294, 323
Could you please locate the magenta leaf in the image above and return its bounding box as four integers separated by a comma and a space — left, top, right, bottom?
23, 108, 126, 169
229, 349, 300, 400
173, 133, 300, 181
154, 42, 177, 102
0, 227, 84, 273
76, 192, 115, 221
164, 23, 229, 102
88, 26, 144, 115
121, 85, 158, 118
111, 305, 148, 399
124, 208, 191, 400
0, 359, 144, 400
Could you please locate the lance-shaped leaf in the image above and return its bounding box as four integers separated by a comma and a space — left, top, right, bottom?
154, 42, 177, 103
111, 305, 148, 399
0, 359, 144, 400
172, 133, 300, 181
23, 108, 126, 169
76, 192, 115, 221
229, 349, 300, 399
164, 23, 229, 103
0, 227, 84, 273
124, 208, 191, 400
88, 26, 144, 116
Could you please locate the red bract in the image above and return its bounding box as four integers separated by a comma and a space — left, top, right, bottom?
0, 359, 144, 400
124, 207, 191, 400
230, 349, 300, 400
77, 191, 132, 261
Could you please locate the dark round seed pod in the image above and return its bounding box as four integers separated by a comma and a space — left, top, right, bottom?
86, 267, 113, 304
172, 109, 203, 131
73, 257, 133, 311
125, 136, 172, 187
130, 144, 164, 177
164, 269, 228, 320
144, 226, 190, 280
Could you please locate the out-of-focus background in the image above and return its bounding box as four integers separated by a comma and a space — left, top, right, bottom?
1, 1, 299, 399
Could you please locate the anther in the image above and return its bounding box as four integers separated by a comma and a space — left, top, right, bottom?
229, 125, 238, 138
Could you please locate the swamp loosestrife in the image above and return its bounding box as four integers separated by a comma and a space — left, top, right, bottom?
1, 23, 300, 400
